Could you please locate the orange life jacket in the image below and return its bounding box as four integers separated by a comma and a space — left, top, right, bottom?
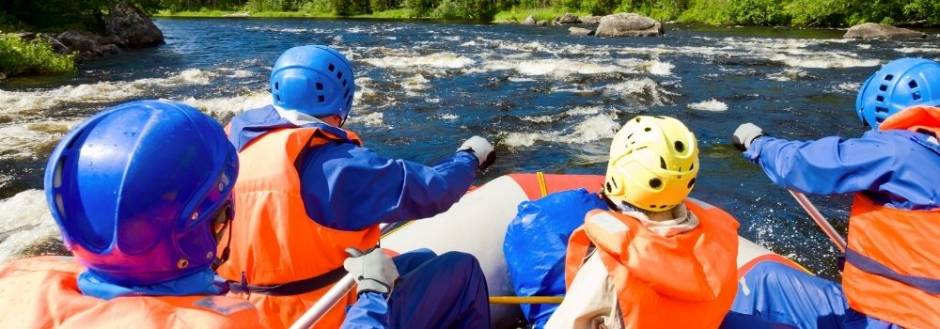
216, 126, 381, 329
0, 257, 259, 329
842, 106, 940, 329
564, 199, 739, 329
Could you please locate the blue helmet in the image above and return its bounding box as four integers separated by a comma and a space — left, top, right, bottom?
270, 45, 356, 120
44, 100, 238, 286
856, 57, 940, 128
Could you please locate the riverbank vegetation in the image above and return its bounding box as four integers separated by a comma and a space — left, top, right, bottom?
0, 34, 75, 77
154, 0, 940, 27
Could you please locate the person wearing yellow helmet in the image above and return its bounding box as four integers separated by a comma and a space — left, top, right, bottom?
504, 115, 742, 329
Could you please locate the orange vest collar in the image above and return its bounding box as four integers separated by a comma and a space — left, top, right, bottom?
880, 106, 940, 138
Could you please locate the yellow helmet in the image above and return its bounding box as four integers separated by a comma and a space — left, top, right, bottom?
604, 115, 699, 212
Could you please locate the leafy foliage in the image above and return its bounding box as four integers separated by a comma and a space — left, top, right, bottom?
0, 34, 75, 76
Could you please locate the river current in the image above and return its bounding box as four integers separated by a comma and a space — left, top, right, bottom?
1, 18, 939, 279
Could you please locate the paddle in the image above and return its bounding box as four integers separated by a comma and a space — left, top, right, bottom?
786, 189, 847, 253
289, 223, 391, 329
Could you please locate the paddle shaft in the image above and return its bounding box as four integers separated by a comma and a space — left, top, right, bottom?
787, 190, 847, 253
289, 223, 390, 329
489, 296, 563, 304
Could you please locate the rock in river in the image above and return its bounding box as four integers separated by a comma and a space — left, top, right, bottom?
569, 27, 594, 36
106, 2, 165, 48
594, 13, 663, 37
843, 23, 926, 40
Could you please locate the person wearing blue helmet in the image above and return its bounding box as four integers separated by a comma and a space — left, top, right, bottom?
731, 57, 940, 329
0, 100, 260, 328
217, 45, 495, 328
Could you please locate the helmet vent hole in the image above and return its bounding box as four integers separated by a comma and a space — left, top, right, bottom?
659, 157, 667, 169
649, 178, 662, 188
274, 95, 280, 101
328, 64, 335, 72
605, 182, 612, 192
337, 72, 343, 79
626, 133, 634, 140
344, 89, 350, 97
689, 163, 694, 170
318, 95, 325, 103
909, 80, 918, 89
884, 74, 894, 81
913, 92, 922, 100
342, 80, 347, 87
879, 84, 887, 91
688, 178, 696, 188
876, 95, 884, 102
875, 106, 889, 113
274, 82, 279, 90
635, 117, 641, 123
644, 127, 651, 132
177, 259, 189, 269
674, 141, 684, 152
316, 82, 324, 90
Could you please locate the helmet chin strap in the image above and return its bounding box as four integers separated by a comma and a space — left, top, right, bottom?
212, 204, 234, 271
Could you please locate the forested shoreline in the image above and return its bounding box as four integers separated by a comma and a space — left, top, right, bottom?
156, 0, 939, 27
1, 0, 937, 79
2, 0, 938, 30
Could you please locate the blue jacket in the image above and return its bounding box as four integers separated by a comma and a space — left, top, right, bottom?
229, 106, 479, 328
744, 130, 940, 210
503, 189, 609, 328
228, 106, 479, 231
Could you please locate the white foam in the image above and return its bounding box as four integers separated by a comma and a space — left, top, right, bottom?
481, 59, 633, 77
347, 112, 385, 127
502, 111, 620, 148
0, 69, 216, 114
770, 54, 880, 69
180, 93, 271, 119
0, 120, 76, 161
521, 115, 554, 123
439, 113, 458, 121
402, 74, 430, 95
0, 190, 59, 263
895, 47, 940, 54
363, 52, 476, 70
767, 68, 810, 82
602, 78, 676, 106
688, 99, 728, 112
834, 81, 861, 94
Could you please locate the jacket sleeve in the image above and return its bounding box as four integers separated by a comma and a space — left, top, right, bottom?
340, 292, 388, 329
299, 143, 478, 231
743, 133, 903, 195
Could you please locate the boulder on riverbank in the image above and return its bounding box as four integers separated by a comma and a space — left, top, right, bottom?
553, 13, 580, 25
569, 26, 594, 36
595, 13, 663, 37
579, 15, 601, 24
106, 2, 165, 48
843, 23, 925, 40
522, 15, 537, 25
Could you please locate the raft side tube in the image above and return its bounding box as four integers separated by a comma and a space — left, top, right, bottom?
381, 173, 806, 326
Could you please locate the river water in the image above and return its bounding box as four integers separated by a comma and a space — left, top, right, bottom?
1, 18, 939, 279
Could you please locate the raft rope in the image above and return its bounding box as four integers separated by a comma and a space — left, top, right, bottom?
536, 171, 549, 197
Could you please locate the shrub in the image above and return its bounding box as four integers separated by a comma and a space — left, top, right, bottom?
431, 0, 495, 20
0, 34, 75, 77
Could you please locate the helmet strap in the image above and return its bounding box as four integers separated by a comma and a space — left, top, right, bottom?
212, 204, 234, 271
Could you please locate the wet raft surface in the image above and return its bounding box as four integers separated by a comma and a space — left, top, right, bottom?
1, 19, 938, 279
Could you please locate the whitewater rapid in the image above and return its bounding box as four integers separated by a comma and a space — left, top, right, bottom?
1, 20, 937, 277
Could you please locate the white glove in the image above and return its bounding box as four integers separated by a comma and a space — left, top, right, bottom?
343, 248, 399, 295
458, 136, 495, 170
732, 123, 764, 151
